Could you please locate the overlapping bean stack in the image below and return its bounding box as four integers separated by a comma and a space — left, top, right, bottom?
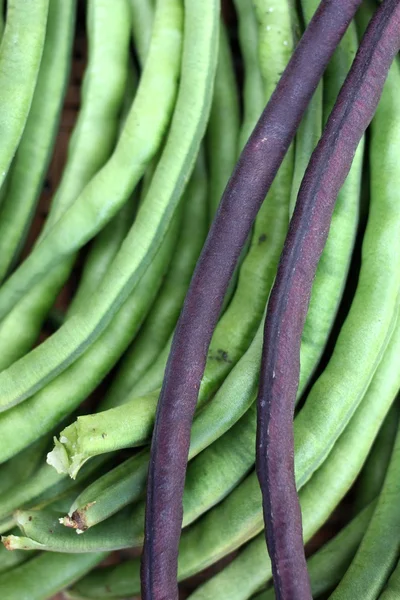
0, 0, 399, 599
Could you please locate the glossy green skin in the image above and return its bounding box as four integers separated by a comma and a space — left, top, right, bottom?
185, 319, 400, 600
0, 0, 49, 190
129, 0, 154, 65
0, 0, 131, 372
297, 20, 363, 397
103, 150, 208, 408
294, 57, 400, 489
0, 550, 107, 600
354, 402, 399, 512
0, 0, 216, 413
207, 23, 239, 220
253, 503, 376, 599
330, 422, 400, 599
0, 210, 179, 463
0, 0, 183, 322
0, 0, 76, 282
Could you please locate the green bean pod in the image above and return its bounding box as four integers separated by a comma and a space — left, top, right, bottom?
253, 502, 376, 599
62, 450, 150, 531
207, 22, 239, 220
129, 0, 154, 66
0, 0, 76, 281
184, 320, 400, 600
0, 436, 49, 496
294, 52, 400, 488
0, 0, 183, 321
330, 417, 400, 599
67, 192, 138, 318
0, 550, 107, 600
0, 0, 131, 372
379, 556, 400, 599
0, 0, 49, 190
289, 0, 322, 216
0, 0, 216, 413
0, 454, 108, 526
1, 506, 143, 553
297, 19, 363, 396
62, 403, 257, 531
103, 149, 208, 407
354, 402, 399, 512
0, 203, 179, 463
0, 531, 31, 574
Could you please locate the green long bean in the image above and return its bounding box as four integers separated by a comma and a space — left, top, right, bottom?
0, 0, 76, 281
0, 0, 49, 190
0, 0, 131, 372
0, 0, 215, 415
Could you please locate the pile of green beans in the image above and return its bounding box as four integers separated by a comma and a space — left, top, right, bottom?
0, 1, 399, 599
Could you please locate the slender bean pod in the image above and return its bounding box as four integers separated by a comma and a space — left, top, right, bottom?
143, 2, 362, 597
103, 150, 208, 407
0, 0, 49, 190
0, 550, 107, 600
0, 0, 183, 322
0, 0, 76, 281
379, 555, 400, 599
330, 413, 400, 598
0, 0, 213, 414
257, 5, 400, 596
207, 22, 240, 220
0, 0, 131, 371
129, 0, 154, 66
354, 402, 399, 512
253, 502, 376, 599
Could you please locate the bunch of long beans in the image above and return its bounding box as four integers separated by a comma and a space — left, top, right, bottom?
0, 0, 399, 599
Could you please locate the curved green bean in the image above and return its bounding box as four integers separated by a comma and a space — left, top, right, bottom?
129, 0, 154, 66
0, 201, 179, 463
0, 0, 183, 322
185, 321, 400, 600
0, 550, 107, 600
0, 0, 131, 372
2, 506, 143, 553
0, 0, 216, 413
103, 149, 208, 407
297, 19, 363, 397
62, 403, 257, 531
0, 0, 49, 190
330, 417, 400, 599
294, 53, 400, 489
253, 502, 376, 599
0, 0, 76, 281
354, 402, 399, 512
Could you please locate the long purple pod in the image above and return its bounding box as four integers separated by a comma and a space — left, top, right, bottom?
141, 1, 363, 599
256, 1, 400, 599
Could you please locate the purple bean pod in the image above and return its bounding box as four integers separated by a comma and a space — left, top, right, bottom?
256, 1, 400, 599
141, 1, 364, 598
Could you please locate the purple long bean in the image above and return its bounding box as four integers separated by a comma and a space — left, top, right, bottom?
142, 1, 363, 598
256, 1, 400, 598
